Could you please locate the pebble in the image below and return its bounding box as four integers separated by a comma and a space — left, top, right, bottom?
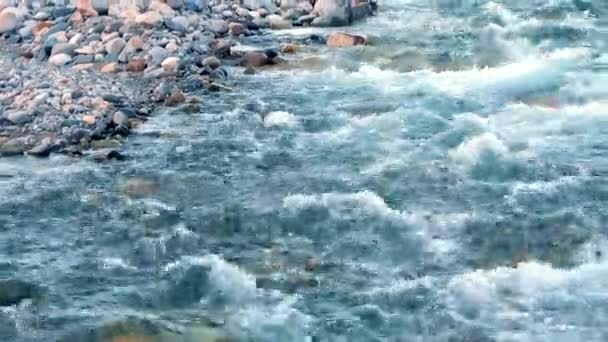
49, 53, 72, 66
100, 62, 119, 73
161, 56, 180, 73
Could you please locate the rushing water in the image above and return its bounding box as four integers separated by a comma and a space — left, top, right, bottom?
1, 0, 607, 341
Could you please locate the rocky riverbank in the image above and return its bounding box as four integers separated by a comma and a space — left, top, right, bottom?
0, 0, 371, 159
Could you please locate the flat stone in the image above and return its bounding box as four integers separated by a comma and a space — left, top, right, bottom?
50, 42, 76, 56
326, 31, 368, 48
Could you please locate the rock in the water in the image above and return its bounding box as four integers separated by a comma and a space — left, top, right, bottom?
49, 53, 72, 66
267, 14, 292, 29
126, 56, 147, 72
204, 19, 228, 35
0, 11, 17, 34
202, 56, 220, 69
168, 15, 189, 32
148, 46, 168, 66
161, 56, 180, 73
0, 279, 45, 306
135, 10, 162, 27
93, 148, 125, 162
281, 42, 297, 53
326, 31, 368, 47
105, 37, 126, 55
165, 89, 185, 106
27, 137, 54, 157
241, 51, 269, 67
0, 138, 26, 156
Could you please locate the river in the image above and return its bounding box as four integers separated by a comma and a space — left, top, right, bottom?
1, 0, 606, 341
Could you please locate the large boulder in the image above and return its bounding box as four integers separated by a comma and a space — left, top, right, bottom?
135, 11, 162, 27
243, 0, 276, 12
149, 1, 175, 17
312, 0, 349, 26
0, 11, 17, 34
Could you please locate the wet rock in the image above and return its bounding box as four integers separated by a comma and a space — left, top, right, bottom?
241, 51, 269, 67
105, 37, 126, 55
0, 138, 26, 156
135, 10, 162, 27
165, 89, 185, 106
0, 11, 17, 34
161, 56, 180, 73
168, 0, 184, 10
49, 53, 72, 66
326, 31, 368, 48
27, 137, 54, 157
202, 56, 220, 69
281, 42, 297, 53
93, 148, 125, 162
267, 14, 292, 29
113, 111, 130, 127
167, 15, 189, 32
0, 279, 45, 306
126, 56, 147, 72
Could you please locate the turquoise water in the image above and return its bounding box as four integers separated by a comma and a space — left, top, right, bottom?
1, 1, 606, 340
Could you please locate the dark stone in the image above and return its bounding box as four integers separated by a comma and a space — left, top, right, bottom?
73, 54, 95, 64
264, 48, 278, 59
161, 264, 210, 307
93, 148, 125, 162
0, 279, 45, 307
181, 77, 205, 92
245, 21, 260, 30
50, 6, 75, 19
102, 94, 126, 104
68, 129, 89, 145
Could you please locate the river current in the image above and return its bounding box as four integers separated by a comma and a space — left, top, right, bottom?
1, 0, 607, 341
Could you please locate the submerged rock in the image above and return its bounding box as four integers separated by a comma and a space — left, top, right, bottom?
326, 31, 368, 48
0, 279, 45, 306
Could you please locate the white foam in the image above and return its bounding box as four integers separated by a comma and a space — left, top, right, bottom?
446, 260, 608, 336
283, 191, 407, 223
449, 132, 509, 165
263, 111, 299, 128
163, 255, 257, 304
